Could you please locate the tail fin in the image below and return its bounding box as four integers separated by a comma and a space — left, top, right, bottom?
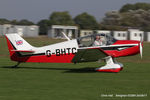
5, 33, 34, 61
5, 33, 33, 50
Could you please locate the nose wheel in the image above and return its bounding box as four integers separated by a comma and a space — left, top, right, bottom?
96, 56, 123, 73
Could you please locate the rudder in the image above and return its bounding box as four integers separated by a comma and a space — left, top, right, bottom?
5, 33, 34, 61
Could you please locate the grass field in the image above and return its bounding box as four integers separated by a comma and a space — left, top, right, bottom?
0, 36, 150, 100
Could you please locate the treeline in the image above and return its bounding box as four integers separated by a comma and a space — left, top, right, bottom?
0, 19, 34, 25
101, 2, 150, 31
0, 2, 150, 35
37, 12, 99, 35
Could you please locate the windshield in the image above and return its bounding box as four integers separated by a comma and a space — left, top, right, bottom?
77, 33, 117, 47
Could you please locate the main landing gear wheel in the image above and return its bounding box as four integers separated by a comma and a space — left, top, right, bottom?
95, 56, 123, 73
12, 62, 21, 68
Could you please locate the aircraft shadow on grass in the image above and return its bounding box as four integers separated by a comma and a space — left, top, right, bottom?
1, 66, 99, 73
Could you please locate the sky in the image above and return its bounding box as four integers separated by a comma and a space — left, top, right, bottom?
0, 0, 149, 23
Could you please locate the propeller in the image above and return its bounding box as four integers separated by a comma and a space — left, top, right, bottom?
139, 36, 143, 59
139, 42, 143, 59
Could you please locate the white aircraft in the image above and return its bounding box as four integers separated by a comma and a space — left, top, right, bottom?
5, 32, 143, 72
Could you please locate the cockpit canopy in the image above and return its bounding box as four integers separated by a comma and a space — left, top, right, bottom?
77, 33, 117, 47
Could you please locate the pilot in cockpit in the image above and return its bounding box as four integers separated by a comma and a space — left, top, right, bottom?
93, 35, 103, 46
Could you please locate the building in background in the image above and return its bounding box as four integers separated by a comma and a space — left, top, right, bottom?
113, 31, 128, 40
48, 25, 78, 39
79, 29, 147, 41
80, 30, 93, 37
128, 29, 144, 41
1, 24, 150, 42
144, 32, 150, 42
96, 30, 111, 36
0, 24, 39, 37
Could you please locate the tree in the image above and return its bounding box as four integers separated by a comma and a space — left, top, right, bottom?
101, 9, 150, 31
49, 11, 74, 25
11, 19, 18, 25
0, 18, 34, 25
100, 11, 127, 31
120, 2, 150, 13
102, 11, 121, 26
0, 18, 10, 24
17, 19, 34, 25
37, 19, 50, 35
74, 12, 99, 29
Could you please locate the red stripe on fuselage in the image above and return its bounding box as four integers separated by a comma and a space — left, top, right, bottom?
13, 54, 75, 63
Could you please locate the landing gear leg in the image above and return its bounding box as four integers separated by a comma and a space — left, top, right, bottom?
96, 56, 123, 72
12, 62, 21, 68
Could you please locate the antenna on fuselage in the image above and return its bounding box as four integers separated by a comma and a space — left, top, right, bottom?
61, 31, 71, 41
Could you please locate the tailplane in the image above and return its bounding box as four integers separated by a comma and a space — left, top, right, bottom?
5, 33, 34, 61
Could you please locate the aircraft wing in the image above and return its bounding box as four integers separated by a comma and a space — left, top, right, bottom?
72, 47, 108, 63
